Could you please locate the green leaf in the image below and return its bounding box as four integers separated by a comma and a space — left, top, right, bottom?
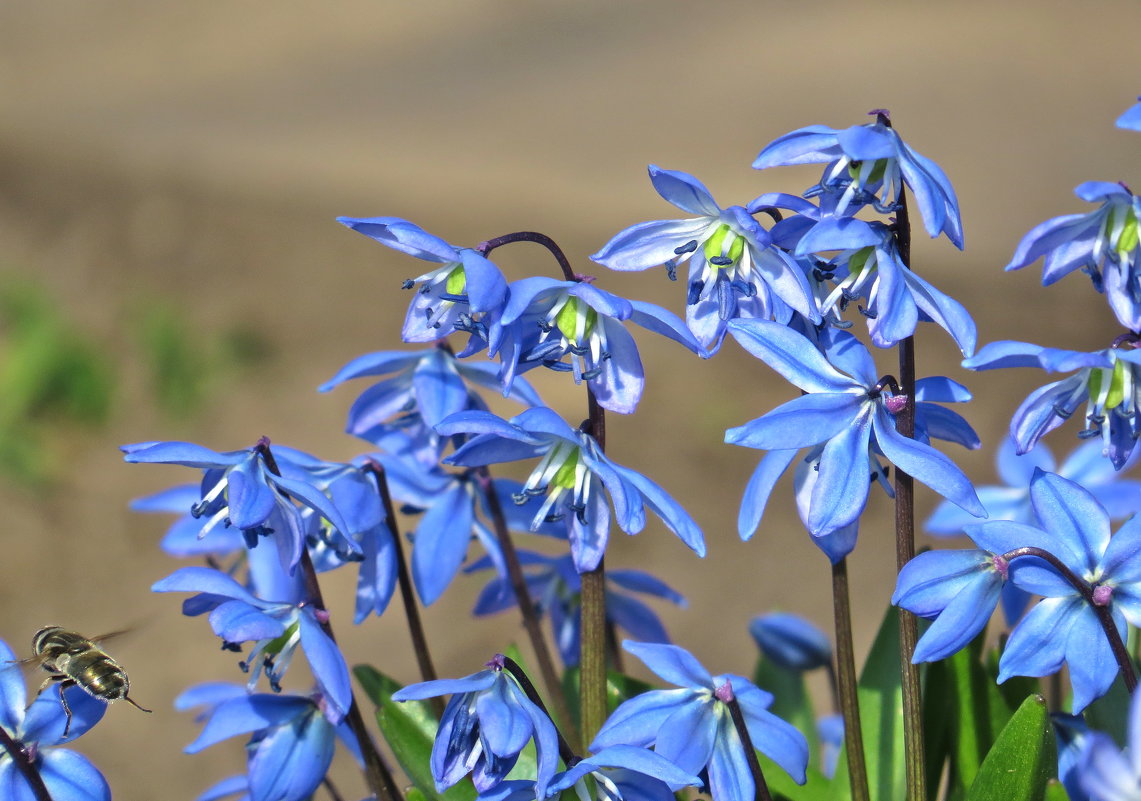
939, 631, 1021, 796
965, 695, 1056, 801
832, 606, 906, 801
760, 753, 835, 801
353, 664, 475, 801
985, 637, 1039, 713
1042, 779, 1071, 801
754, 656, 820, 772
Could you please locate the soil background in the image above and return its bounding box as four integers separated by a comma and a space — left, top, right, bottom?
0, 2, 1138, 798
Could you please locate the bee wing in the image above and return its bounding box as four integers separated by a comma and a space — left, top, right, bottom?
86, 629, 132, 645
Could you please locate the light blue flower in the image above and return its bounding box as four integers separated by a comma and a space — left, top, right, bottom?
337, 217, 508, 355
546, 745, 700, 801
391, 655, 560, 797
129, 483, 245, 558
591, 641, 809, 801
726, 320, 984, 540
437, 406, 705, 573
753, 115, 964, 248
468, 550, 685, 666
1005, 182, 1141, 330
963, 339, 1141, 469
0, 639, 110, 801
152, 562, 353, 723
899, 470, 1141, 712
591, 165, 819, 353
749, 612, 831, 672
492, 277, 704, 414
179, 686, 355, 801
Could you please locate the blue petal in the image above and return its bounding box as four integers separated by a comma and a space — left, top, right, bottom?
336, 216, 458, 262
318, 350, 421, 393
297, 612, 352, 723
411, 483, 476, 606
591, 688, 695, 750
0, 640, 25, 730
410, 349, 472, 428
247, 708, 335, 801
624, 641, 712, 688
726, 393, 861, 451
628, 301, 706, 356
175, 682, 248, 712
391, 670, 497, 702
1100, 515, 1141, 583
459, 248, 508, 314
795, 216, 880, 255
121, 440, 238, 468
998, 596, 1078, 684
573, 745, 701, 791
654, 698, 718, 775
208, 600, 285, 643
739, 701, 810, 784
607, 594, 670, 645
706, 716, 754, 801
1028, 469, 1110, 575
38, 749, 111, 801
608, 571, 685, 606
1064, 607, 1124, 713
194, 775, 248, 801
753, 125, 841, 169
873, 406, 985, 518
726, 319, 857, 394
607, 463, 705, 558
185, 695, 312, 753
152, 567, 266, 606
592, 218, 714, 271
807, 411, 874, 535
648, 165, 721, 216
900, 268, 977, 357
22, 685, 106, 746
997, 436, 1054, 487
892, 549, 997, 616
738, 450, 798, 541
475, 676, 532, 757
962, 340, 1049, 371
749, 613, 831, 671
910, 574, 1002, 662
590, 318, 645, 415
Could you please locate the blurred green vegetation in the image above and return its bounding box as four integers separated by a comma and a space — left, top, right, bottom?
0, 277, 271, 487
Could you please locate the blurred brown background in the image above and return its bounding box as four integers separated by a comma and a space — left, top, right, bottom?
0, 1, 1139, 797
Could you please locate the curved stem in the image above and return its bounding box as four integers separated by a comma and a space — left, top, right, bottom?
478, 231, 577, 282
364, 462, 443, 718
0, 727, 52, 801
831, 558, 870, 801
1000, 546, 1138, 691
722, 689, 774, 801
501, 655, 578, 766
257, 441, 402, 801
476, 467, 581, 750
891, 187, 926, 801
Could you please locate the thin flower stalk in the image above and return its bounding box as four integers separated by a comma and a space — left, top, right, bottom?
257, 442, 402, 801
721, 687, 774, 801
891, 182, 927, 801
500, 655, 578, 766
364, 461, 443, 718
831, 558, 869, 801
580, 392, 609, 743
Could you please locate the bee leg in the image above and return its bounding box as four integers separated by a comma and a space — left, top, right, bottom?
28, 672, 63, 708
56, 680, 76, 738
123, 694, 152, 714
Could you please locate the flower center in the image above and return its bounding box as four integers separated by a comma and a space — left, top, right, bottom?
444, 264, 468, 296
1092, 584, 1114, 606
704, 224, 746, 269
553, 297, 597, 346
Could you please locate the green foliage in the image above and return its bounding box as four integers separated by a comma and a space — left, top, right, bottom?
964, 695, 1056, 801
754, 654, 819, 769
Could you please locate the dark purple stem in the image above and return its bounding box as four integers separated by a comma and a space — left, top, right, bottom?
999, 546, 1137, 691
579, 393, 608, 743
718, 683, 774, 801
478, 231, 577, 282
831, 558, 869, 801
256, 440, 402, 801
0, 727, 52, 801
364, 461, 443, 718
500, 655, 578, 765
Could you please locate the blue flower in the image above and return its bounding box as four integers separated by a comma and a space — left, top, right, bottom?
179, 685, 354, 801
591, 166, 819, 353
785, 214, 976, 356
963, 339, 1141, 469
749, 612, 831, 672
1076, 684, 1141, 800
0, 639, 110, 801
320, 346, 542, 457
437, 406, 704, 573
130, 483, 245, 558
816, 714, 845, 780
899, 470, 1141, 712
337, 217, 508, 355
468, 550, 686, 666
591, 641, 809, 801
753, 115, 964, 248
122, 440, 355, 573
927, 438, 1141, 623
152, 562, 353, 723
492, 277, 704, 414
1005, 182, 1141, 330
1119, 96, 1141, 132
391, 655, 560, 797
726, 320, 984, 540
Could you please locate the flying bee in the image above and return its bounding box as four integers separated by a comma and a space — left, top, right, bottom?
19, 626, 152, 736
